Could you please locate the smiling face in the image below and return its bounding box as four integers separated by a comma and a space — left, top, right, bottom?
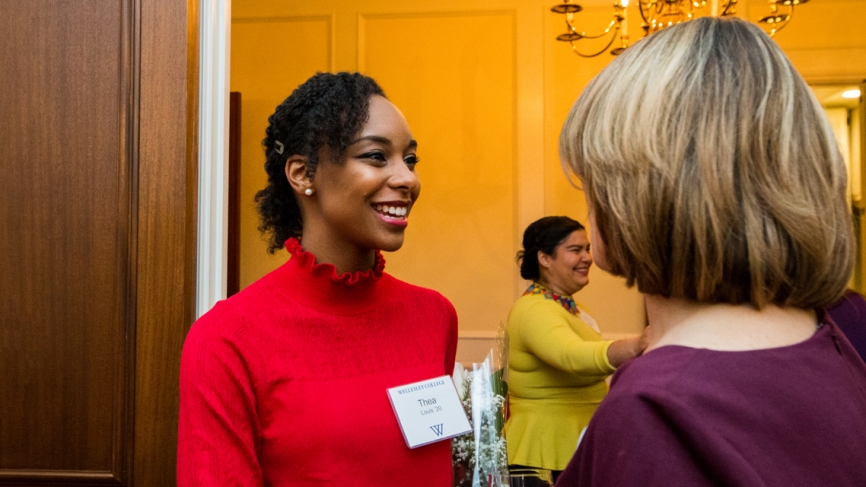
305, 95, 420, 256
538, 229, 593, 296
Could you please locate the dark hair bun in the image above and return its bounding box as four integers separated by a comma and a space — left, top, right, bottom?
517, 216, 585, 280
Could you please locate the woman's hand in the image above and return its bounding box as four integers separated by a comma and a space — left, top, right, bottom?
606, 327, 650, 368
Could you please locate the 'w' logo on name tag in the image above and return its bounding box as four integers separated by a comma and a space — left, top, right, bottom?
429, 424, 444, 436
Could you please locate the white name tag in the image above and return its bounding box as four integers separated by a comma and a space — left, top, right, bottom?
387, 375, 472, 449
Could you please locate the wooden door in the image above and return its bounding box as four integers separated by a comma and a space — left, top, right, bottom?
0, 0, 198, 485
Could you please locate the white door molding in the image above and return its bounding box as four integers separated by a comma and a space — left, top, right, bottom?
196, 0, 231, 317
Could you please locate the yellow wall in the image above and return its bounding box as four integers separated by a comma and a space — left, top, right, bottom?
231, 0, 866, 338
230, 16, 331, 282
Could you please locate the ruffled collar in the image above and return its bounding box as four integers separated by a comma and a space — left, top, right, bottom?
285, 238, 385, 286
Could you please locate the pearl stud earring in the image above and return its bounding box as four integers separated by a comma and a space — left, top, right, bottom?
304, 188, 313, 196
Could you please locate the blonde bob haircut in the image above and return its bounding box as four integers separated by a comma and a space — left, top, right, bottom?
560, 17, 853, 309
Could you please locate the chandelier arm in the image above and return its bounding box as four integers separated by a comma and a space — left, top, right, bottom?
554, 0, 805, 59
638, 1, 651, 24
565, 19, 619, 40
570, 31, 620, 58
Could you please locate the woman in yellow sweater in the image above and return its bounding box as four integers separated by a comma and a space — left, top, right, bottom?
505, 216, 645, 482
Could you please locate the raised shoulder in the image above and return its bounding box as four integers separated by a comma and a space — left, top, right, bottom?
509, 294, 568, 322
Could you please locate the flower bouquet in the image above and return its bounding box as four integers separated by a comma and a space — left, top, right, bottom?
452, 326, 509, 487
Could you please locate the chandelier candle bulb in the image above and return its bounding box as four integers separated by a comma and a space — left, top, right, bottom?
712, 0, 719, 16
621, 0, 628, 34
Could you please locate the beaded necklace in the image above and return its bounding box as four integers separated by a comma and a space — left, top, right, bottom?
523, 282, 578, 315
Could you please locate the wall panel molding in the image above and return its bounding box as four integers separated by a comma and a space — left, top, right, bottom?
0, 471, 122, 485
787, 48, 866, 81
232, 15, 335, 72
357, 9, 517, 73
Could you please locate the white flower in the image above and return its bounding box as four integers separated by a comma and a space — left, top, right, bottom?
453, 363, 467, 400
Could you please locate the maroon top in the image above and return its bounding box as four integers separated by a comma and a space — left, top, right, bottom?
826, 290, 866, 364
556, 318, 866, 487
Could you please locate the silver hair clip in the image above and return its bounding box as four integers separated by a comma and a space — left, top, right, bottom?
274, 141, 285, 155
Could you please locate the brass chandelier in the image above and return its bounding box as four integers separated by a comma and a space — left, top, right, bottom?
552, 0, 809, 58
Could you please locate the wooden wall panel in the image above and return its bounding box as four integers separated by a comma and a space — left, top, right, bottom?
360, 12, 517, 331
230, 17, 332, 287
0, 0, 134, 482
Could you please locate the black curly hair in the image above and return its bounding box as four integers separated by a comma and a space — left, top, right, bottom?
254, 72, 386, 253
517, 216, 585, 280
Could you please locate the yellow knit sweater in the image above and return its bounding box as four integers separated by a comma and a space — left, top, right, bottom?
504, 293, 616, 471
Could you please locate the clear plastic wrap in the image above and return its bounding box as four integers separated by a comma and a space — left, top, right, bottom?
452, 324, 509, 487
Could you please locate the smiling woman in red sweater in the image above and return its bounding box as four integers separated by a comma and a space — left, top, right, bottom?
177, 73, 458, 486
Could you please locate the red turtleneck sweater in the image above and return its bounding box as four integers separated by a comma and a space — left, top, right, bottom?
178, 239, 458, 486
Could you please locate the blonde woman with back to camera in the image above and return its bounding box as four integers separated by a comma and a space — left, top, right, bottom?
555, 17, 866, 486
